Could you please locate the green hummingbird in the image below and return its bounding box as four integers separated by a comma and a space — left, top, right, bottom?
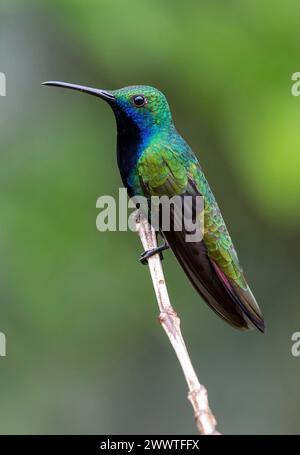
43, 81, 264, 332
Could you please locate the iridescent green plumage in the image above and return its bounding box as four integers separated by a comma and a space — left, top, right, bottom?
43, 81, 264, 332
137, 145, 247, 287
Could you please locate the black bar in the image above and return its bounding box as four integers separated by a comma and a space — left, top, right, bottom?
0, 435, 296, 453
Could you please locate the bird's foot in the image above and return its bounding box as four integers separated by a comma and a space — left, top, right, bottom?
139, 242, 169, 265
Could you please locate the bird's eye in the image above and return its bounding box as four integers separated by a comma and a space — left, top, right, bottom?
132, 95, 147, 107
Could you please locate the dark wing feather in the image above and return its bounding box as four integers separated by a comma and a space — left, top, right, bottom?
137, 145, 265, 332
162, 204, 264, 332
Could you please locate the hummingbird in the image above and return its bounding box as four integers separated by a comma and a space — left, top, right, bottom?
42, 81, 264, 332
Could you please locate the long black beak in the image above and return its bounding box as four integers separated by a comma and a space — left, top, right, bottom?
42, 81, 115, 102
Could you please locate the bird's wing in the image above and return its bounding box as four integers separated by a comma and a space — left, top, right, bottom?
137, 144, 264, 332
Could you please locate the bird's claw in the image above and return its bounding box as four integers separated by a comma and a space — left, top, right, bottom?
139, 243, 169, 265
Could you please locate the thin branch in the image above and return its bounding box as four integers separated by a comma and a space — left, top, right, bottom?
135, 213, 220, 435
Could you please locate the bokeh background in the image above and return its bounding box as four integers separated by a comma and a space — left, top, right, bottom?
0, 0, 299, 435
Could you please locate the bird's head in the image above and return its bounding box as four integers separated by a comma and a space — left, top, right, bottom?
42, 82, 173, 137
111, 85, 172, 133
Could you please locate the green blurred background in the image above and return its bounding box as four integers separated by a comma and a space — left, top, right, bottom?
0, 0, 299, 434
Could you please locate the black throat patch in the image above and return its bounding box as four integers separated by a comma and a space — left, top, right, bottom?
113, 107, 142, 196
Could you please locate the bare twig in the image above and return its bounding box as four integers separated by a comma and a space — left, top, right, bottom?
135, 213, 220, 435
